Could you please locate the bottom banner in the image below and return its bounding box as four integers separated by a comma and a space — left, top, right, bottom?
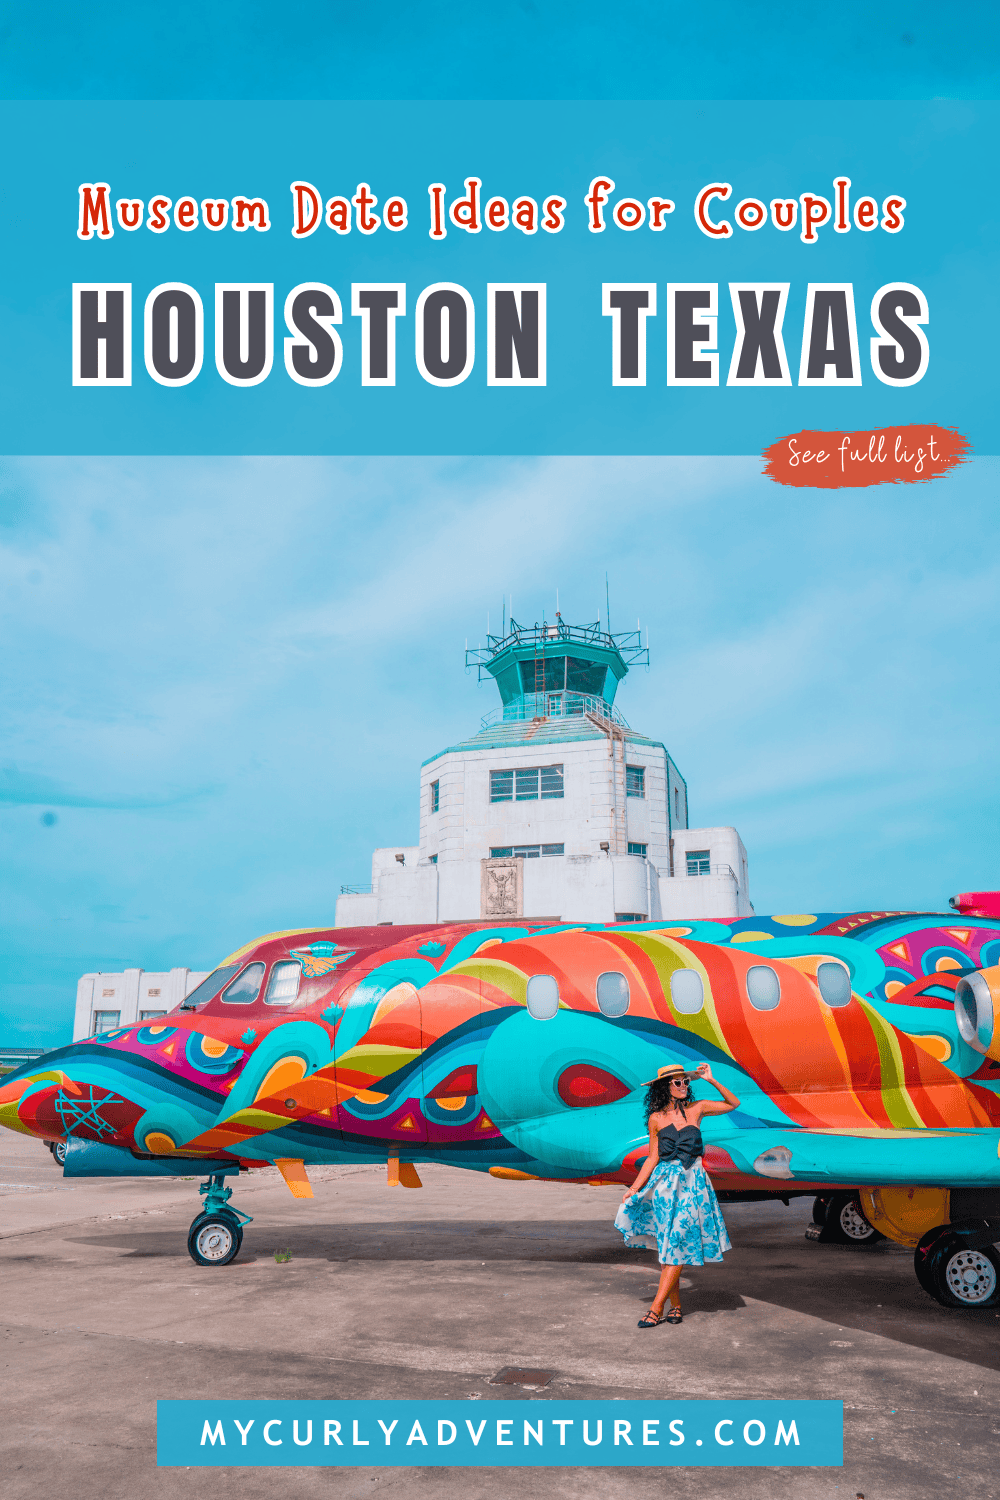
157, 1399, 842, 1467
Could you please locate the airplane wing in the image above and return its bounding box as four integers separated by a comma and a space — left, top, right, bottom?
669, 1121, 1000, 1191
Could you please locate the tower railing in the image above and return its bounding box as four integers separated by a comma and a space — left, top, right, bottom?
465, 617, 648, 679
480, 691, 630, 731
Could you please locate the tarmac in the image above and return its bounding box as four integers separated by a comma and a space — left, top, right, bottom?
2, 1125, 999, 1500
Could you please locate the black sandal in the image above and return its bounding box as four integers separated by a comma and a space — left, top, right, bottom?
637, 1308, 663, 1328
665, 1306, 683, 1324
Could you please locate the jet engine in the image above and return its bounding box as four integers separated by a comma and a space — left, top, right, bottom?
954, 966, 1000, 1059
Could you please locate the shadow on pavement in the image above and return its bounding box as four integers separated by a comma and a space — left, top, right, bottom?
64, 1208, 1000, 1373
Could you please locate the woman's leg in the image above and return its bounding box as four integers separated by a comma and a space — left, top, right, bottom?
650, 1262, 682, 1316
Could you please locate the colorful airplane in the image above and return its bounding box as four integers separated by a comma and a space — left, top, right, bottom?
3, 902, 1000, 1311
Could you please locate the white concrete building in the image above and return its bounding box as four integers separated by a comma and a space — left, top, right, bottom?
73, 968, 209, 1043
336, 617, 752, 928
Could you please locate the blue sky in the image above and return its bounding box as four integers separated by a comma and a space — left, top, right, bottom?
2, 454, 998, 1047
3, 1, 998, 98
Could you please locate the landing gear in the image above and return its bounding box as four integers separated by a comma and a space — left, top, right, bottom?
187, 1173, 252, 1267
805, 1191, 883, 1246
188, 1212, 243, 1266
915, 1226, 1000, 1309
48, 1139, 68, 1167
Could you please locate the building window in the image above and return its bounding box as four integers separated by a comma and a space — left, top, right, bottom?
686, 849, 711, 876
627, 841, 647, 857
430, 780, 440, 813
674, 787, 681, 820
490, 765, 564, 802
429, 854, 438, 864
140, 1010, 166, 1021
490, 843, 564, 859
490, 769, 513, 802
540, 765, 564, 799
516, 768, 538, 800
221, 961, 266, 1004
265, 960, 302, 1005
626, 764, 645, 798
614, 912, 646, 923
91, 1010, 120, 1034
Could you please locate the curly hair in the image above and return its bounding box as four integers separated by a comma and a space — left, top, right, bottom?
644, 1074, 693, 1125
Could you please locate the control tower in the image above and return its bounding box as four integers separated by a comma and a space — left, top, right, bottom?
335, 615, 752, 927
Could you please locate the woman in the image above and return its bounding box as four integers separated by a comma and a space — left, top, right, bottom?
615, 1061, 740, 1327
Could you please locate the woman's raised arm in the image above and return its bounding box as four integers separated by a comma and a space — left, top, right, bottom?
691, 1062, 740, 1117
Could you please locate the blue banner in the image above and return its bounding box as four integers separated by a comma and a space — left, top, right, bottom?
157, 1399, 842, 1467
1, 99, 994, 455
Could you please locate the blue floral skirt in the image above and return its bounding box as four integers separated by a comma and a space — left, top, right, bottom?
614, 1157, 732, 1266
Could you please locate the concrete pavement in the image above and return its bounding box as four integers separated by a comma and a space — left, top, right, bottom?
2, 1126, 998, 1499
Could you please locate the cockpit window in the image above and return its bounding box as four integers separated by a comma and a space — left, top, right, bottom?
596, 972, 630, 1017
179, 964, 239, 1009
220, 961, 266, 1005
746, 964, 781, 1011
265, 960, 302, 1005
816, 961, 851, 1007
526, 974, 560, 1020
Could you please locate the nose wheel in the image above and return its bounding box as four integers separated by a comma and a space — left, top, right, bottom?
187, 1173, 252, 1266
188, 1211, 243, 1266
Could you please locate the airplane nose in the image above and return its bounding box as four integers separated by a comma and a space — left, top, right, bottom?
0, 1042, 137, 1144
955, 968, 1000, 1056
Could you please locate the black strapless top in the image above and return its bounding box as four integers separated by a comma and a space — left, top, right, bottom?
655, 1122, 703, 1170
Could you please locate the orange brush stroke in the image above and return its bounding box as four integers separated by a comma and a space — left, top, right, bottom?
763, 424, 970, 489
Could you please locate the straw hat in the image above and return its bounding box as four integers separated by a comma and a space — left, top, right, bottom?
642, 1062, 696, 1087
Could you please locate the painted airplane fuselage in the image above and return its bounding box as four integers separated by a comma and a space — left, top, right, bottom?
4, 910, 1000, 1197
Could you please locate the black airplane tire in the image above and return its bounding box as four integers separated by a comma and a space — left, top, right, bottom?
822, 1192, 884, 1246
812, 1195, 831, 1227
921, 1233, 1000, 1310
914, 1226, 950, 1296
49, 1140, 68, 1166
188, 1212, 243, 1266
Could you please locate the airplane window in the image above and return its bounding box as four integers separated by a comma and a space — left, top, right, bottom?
816, 961, 851, 1007
596, 971, 630, 1017
265, 960, 302, 1005
670, 968, 704, 1014
526, 974, 560, 1020
220, 962, 266, 1005
746, 964, 780, 1011
179, 964, 239, 1010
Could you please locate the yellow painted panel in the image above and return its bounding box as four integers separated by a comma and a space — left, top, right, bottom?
860, 1186, 949, 1247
